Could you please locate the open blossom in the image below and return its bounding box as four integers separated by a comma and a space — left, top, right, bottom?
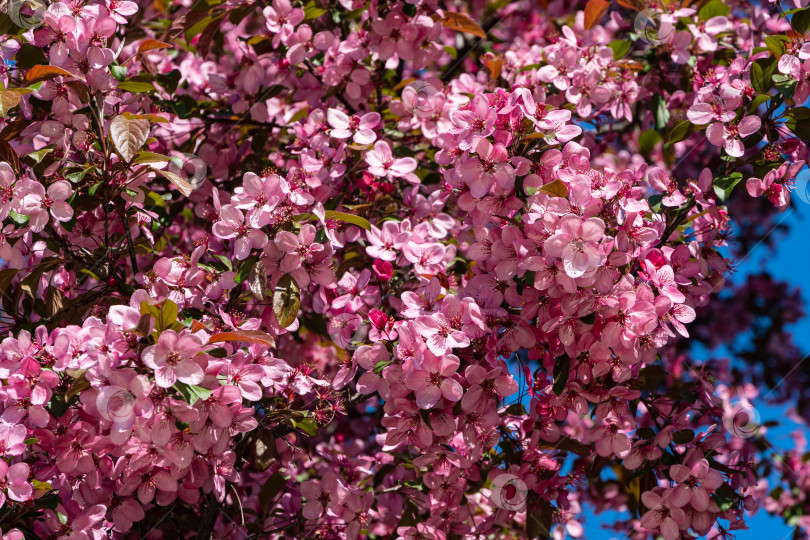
365, 141, 418, 180
412, 296, 472, 355
141, 330, 204, 388
0, 462, 31, 507
647, 167, 687, 207
457, 138, 515, 197
263, 0, 304, 34
640, 490, 687, 540
403, 351, 463, 409
669, 459, 724, 511
327, 109, 380, 145
301, 472, 347, 520
212, 204, 269, 260
544, 214, 606, 278
231, 172, 286, 227
687, 86, 742, 124
706, 116, 761, 157
19, 180, 73, 232
365, 221, 410, 261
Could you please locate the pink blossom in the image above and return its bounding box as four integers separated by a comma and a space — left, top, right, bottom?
327, 109, 380, 145
670, 459, 724, 511
0, 462, 31, 507
640, 490, 687, 540
403, 351, 463, 409
141, 330, 205, 388
365, 141, 418, 180
544, 214, 606, 278
212, 204, 269, 260
706, 116, 761, 157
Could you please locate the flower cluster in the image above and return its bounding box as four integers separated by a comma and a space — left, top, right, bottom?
0, 0, 805, 538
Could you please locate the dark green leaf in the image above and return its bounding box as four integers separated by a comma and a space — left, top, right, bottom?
712, 172, 743, 202
698, 0, 730, 20
207, 347, 228, 358
235, 255, 259, 284
764, 35, 789, 57
374, 359, 393, 374
672, 429, 695, 444
20, 257, 62, 298
174, 382, 212, 405
293, 416, 318, 437
16, 45, 48, 69
526, 495, 553, 539
155, 69, 182, 94
638, 129, 662, 156
579, 312, 596, 325
117, 80, 155, 93
652, 94, 670, 130
712, 484, 739, 512
259, 472, 287, 509
552, 355, 570, 396
303, 0, 327, 19
248, 259, 267, 301
0, 14, 20, 36
250, 429, 276, 471
185, 15, 214, 43
792, 7, 810, 34
0, 268, 20, 297
273, 274, 300, 328
110, 65, 127, 82
749, 94, 771, 113
505, 403, 526, 415
667, 120, 692, 148
608, 39, 632, 59
751, 57, 777, 95
325, 210, 371, 231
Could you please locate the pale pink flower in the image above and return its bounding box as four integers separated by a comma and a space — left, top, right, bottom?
263, 0, 304, 35
365, 141, 417, 180
0, 462, 31, 507
300, 472, 347, 520
640, 490, 687, 540
141, 330, 204, 388
544, 215, 606, 278
365, 221, 410, 261
706, 116, 761, 157
212, 204, 269, 260
19, 180, 73, 232
327, 109, 380, 145
403, 351, 463, 409
670, 459, 723, 511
